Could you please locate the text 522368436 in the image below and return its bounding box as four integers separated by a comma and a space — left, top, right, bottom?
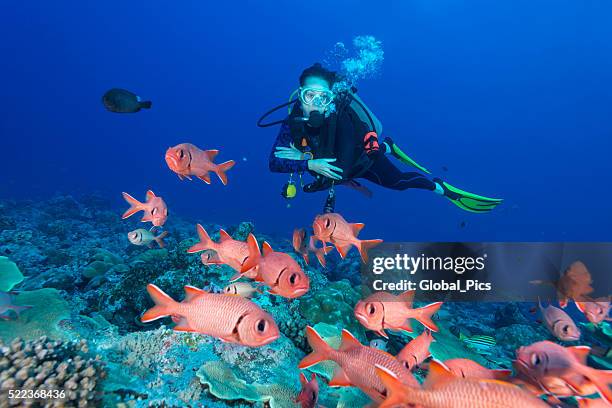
7, 389, 66, 401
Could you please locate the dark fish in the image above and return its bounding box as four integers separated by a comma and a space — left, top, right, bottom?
442, 166, 448, 172
102, 88, 152, 113
460, 221, 466, 228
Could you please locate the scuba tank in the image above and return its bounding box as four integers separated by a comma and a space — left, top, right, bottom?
344, 87, 431, 174
346, 88, 383, 136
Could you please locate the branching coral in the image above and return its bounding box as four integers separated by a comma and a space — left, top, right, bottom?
0, 336, 105, 407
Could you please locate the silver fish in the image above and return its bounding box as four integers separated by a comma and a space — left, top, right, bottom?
127, 228, 168, 248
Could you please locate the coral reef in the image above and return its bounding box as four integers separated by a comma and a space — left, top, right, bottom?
0, 289, 70, 342
0, 195, 600, 407
81, 248, 126, 279
579, 321, 612, 369
495, 323, 550, 353
277, 300, 309, 351
494, 302, 530, 327
298, 279, 366, 341
97, 326, 302, 407
0, 336, 105, 407
196, 361, 297, 408
93, 238, 210, 332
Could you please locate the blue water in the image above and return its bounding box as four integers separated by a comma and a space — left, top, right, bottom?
2, 0, 611, 242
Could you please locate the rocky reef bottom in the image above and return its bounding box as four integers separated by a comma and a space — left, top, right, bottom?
0, 194, 609, 407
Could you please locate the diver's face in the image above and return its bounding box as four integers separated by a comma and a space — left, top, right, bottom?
300, 77, 332, 117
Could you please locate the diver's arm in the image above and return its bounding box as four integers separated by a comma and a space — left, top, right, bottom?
307, 158, 342, 180
268, 123, 309, 173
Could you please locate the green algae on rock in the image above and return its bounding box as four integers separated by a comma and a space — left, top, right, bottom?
197, 361, 262, 402
196, 360, 299, 408
0, 288, 70, 341
82, 248, 126, 279
0, 256, 24, 291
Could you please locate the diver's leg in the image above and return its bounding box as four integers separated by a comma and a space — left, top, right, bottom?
360, 157, 503, 212
364, 136, 503, 212
360, 156, 436, 191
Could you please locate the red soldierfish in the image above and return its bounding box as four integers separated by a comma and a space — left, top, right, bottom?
127, 228, 168, 248
311, 213, 382, 263
511, 360, 598, 400
375, 360, 549, 408
530, 261, 594, 308
354, 290, 443, 338
141, 284, 279, 347
443, 358, 512, 380
240, 234, 310, 298
293, 228, 331, 267
122, 190, 168, 227
516, 340, 612, 404
298, 326, 419, 404
295, 372, 320, 408
538, 298, 581, 341
575, 297, 611, 325
187, 225, 256, 280
200, 250, 222, 265
165, 143, 235, 185
396, 329, 435, 370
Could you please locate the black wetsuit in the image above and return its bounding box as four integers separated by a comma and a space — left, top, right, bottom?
360, 154, 435, 191
269, 103, 436, 192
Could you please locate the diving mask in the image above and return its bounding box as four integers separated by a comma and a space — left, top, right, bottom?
299, 87, 335, 107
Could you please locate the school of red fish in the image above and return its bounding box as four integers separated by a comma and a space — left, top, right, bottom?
117, 141, 611, 407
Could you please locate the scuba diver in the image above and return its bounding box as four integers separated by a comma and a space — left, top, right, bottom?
259, 63, 502, 213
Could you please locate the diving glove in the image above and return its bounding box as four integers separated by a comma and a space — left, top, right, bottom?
434, 178, 503, 213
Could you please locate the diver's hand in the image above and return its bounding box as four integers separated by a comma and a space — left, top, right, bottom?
274, 143, 303, 160
308, 158, 343, 180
